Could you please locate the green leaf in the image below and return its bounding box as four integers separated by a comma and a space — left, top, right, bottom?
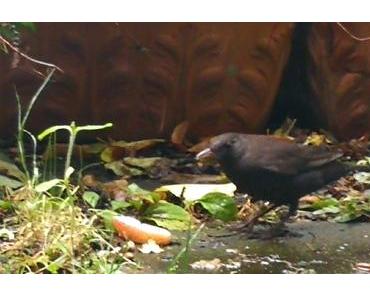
0, 200, 12, 210
313, 205, 341, 215
104, 161, 144, 177
82, 191, 100, 208
35, 179, 61, 193
75, 123, 113, 132
311, 197, 339, 210
64, 166, 75, 180
111, 200, 131, 211
128, 183, 160, 204
194, 192, 237, 222
0, 175, 23, 189
0, 160, 26, 181
17, 22, 36, 32
47, 262, 61, 274
144, 201, 192, 230
97, 210, 118, 231
37, 125, 71, 141
123, 157, 162, 169
333, 212, 362, 223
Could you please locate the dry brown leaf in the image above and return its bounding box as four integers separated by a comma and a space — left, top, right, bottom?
171, 121, 189, 150
299, 195, 321, 204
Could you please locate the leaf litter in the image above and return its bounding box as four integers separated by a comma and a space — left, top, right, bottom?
0, 122, 369, 273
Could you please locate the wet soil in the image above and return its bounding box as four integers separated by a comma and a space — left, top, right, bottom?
124, 221, 370, 274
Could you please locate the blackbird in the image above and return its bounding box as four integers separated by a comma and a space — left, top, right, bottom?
196, 132, 368, 227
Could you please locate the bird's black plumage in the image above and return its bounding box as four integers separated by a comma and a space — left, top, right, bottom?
197, 132, 353, 216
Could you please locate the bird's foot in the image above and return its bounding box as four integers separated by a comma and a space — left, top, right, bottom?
229, 219, 255, 232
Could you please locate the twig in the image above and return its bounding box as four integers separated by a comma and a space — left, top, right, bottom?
336, 22, 370, 42
21, 68, 56, 128
0, 34, 63, 72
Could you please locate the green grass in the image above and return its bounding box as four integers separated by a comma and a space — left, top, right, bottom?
0, 186, 134, 273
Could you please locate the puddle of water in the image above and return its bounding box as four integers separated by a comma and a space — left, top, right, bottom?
126, 221, 370, 274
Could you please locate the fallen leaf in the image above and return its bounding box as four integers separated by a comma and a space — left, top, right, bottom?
81, 174, 101, 188
35, 179, 61, 193
0, 175, 23, 189
353, 172, 370, 185
304, 132, 331, 146
101, 139, 165, 162
355, 262, 370, 273
0, 160, 26, 181
42, 143, 106, 161
101, 178, 129, 200
160, 173, 228, 184
105, 160, 143, 177
111, 200, 131, 211
0, 228, 15, 240
171, 121, 189, 150
194, 192, 237, 221
273, 118, 297, 138
156, 183, 236, 202
82, 191, 100, 208
143, 200, 192, 230
299, 195, 321, 204
123, 157, 172, 178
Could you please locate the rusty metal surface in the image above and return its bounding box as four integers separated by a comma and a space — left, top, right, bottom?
307, 22, 370, 140
0, 23, 294, 142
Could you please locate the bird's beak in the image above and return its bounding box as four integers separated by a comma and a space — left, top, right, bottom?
196, 147, 213, 160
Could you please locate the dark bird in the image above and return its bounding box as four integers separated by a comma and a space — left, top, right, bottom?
196, 132, 368, 228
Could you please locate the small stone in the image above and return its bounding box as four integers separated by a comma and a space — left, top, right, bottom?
190, 258, 222, 272
138, 240, 163, 254
298, 260, 308, 267
126, 240, 136, 251
124, 252, 135, 259
226, 248, 239, 254
224, 260, 241, 270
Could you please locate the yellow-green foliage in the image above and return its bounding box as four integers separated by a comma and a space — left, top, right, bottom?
0, 186, 130, 273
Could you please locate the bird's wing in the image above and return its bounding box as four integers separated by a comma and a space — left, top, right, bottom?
243, 136, 343, 175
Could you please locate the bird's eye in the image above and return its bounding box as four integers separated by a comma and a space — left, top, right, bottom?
229, 137, 237, 145
225, 139, 234, 147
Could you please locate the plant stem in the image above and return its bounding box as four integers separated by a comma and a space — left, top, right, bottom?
21, 68, 56, 128
0, 35, 63, 72
14, 68, 56, 184
64, 121, 76, 180
15, 91, 30, 181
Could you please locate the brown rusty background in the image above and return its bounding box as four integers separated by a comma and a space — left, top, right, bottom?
0, 23, 294, 142
307, 23, 370, 140
0, 23, 370, 142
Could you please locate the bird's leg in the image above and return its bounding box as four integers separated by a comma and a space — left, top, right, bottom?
231, 203, 276, 232
268, 203, 298, 236
207, 203, 276, 238
286, 200, 298, 222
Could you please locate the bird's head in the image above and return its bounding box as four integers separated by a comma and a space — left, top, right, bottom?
196, 133, 245, 163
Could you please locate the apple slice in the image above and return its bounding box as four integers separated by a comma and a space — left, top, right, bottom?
113, 215, 172, 246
